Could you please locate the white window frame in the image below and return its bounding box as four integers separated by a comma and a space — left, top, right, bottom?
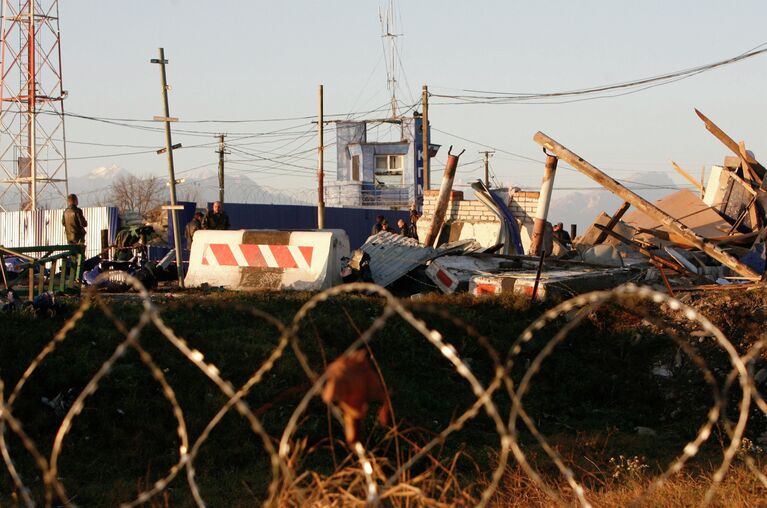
374, 155, 404, 186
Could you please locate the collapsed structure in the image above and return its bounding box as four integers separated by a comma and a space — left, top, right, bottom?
356, 110, 767, 300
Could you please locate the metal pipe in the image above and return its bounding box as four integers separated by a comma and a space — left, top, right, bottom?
317, 84, 325, 228
28, 0, 36, 212
423, 146, 462, 247
530, 155, 558, 256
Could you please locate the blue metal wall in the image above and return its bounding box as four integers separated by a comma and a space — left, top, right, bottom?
213, 203, 410, 249
166, 202, 410, 250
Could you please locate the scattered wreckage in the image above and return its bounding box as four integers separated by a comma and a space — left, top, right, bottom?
350, 112, 767, 300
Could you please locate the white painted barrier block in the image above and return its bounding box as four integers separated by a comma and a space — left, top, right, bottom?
185, 229, 350, 291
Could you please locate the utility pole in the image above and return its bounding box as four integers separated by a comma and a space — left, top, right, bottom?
422, 85, 430, 192
151, 48, 184, 288
317, 84, 325, 229
217, 134, 227, 203
480, 150, 495, 188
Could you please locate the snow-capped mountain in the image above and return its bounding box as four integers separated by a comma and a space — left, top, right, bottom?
69, 166, 310, 208
548, 172, 681, 231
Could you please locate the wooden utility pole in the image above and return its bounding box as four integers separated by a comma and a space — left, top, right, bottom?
422, 85, 430, 192
533, 131, 760, 280
480, 150, 495, 187
151, 48, 184, 287
317, 84, 325, 229
217, 134, 226, 203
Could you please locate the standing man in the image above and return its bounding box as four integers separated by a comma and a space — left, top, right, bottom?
396, 218, 408, 236
371, 215, 385, 235
184, 211, 204, 249
203, 201, 230, 230
62, 194, 87, 248
407, 210, 421, 242
552, 222, 573, 249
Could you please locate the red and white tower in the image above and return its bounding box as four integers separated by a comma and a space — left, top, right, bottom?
0, 0, 68, 211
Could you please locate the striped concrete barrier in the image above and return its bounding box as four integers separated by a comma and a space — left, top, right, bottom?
185, 229, 350, 291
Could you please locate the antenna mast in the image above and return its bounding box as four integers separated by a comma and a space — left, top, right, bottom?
0, 0, 69, 211
379, 0, 400, 119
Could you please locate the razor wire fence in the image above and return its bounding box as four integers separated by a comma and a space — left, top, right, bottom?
1, 275, 766, 507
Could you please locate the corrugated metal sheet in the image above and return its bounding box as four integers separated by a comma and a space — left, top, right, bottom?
0, 207, 119, 259
361, 232, 436, 288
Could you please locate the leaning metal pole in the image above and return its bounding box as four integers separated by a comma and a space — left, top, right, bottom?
424, 146, 463, 247
530, 154, 557, 256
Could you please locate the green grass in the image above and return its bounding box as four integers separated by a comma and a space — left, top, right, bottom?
1, 287, 766, 506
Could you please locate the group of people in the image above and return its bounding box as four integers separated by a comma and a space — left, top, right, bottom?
62, 194, 233, 254
371, 209, 421, 241
185, 200, 230, 248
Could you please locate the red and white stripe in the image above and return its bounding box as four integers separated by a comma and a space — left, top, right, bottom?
201, 243, 314, 271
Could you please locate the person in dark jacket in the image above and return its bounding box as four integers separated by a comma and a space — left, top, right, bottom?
203, 201, 230, 230
62, 194, 87, 247
397, 218, 408, 235
406, 210, 421, 242
371, 215, 385, 235
552, 222, 573, 249
185, 211, 204, 249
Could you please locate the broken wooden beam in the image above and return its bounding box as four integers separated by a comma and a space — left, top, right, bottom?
694, 109, 766, 187
594, 201, 630, 245
533, 131, 760, 280
671, 161, 704, 193
594, 224, 693, 277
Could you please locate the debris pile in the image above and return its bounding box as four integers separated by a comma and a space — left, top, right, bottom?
354, 111, 767, 300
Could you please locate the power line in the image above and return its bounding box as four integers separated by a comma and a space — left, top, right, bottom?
429, 43, 767, 105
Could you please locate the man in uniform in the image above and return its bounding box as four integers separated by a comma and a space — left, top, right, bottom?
552, 222, 573, 249
184, 211, 204, 249
62, 194, 87, 248
203, 201, 230, 230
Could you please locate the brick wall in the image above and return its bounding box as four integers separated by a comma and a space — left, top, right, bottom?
422, 188, 539, 224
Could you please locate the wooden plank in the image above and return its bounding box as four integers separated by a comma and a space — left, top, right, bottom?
671, 160, 704, 192
694, 109, 766, 186
533, 132, 760, 280
38, 263, 45, 297
594, 201, 630, 245
48, 259, 57, 293
593, 224, 692, 276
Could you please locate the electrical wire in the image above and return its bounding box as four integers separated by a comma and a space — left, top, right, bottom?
429, 43, 767, 105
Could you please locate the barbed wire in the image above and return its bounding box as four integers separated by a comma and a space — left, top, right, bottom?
1, 276, 765, 507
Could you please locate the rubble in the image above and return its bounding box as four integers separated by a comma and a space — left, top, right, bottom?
354, 110, 767, 298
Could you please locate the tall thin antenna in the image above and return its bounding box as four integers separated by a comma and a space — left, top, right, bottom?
379, 0, 400, 119
0, 0, 69, 211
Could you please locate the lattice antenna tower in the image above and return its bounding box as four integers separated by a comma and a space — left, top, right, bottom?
378, 0, 401, 119
0, 0, 68, 211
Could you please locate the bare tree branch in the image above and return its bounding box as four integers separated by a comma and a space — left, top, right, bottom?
109, 174, 165, 220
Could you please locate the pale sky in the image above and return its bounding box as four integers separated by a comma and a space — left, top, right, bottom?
56, 0, 767, 202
